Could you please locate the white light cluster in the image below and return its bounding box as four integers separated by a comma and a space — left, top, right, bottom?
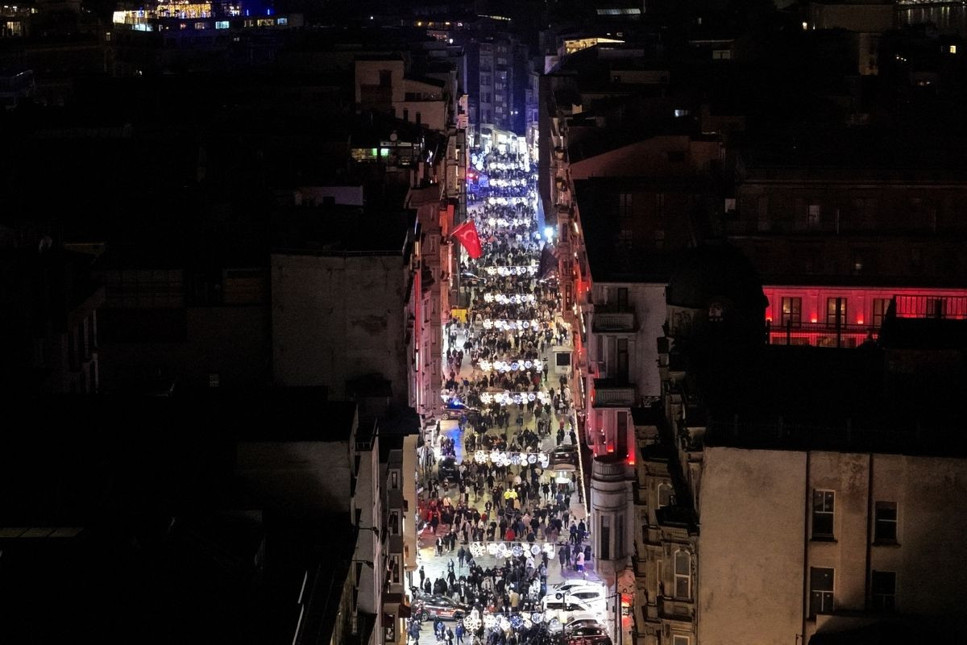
477, 359, 545, 373
489, 178, 528, 188
471, 449, 551, 468
478, 390, 551, 405
482, 265, 538, 276
483, 292, 536, 304
481, 319, 542, 331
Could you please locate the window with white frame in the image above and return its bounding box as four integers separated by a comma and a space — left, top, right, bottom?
812, 489, 835, 539
658, 483, 674, 508
871, 570, 896, 612
874, 501, 897, 543
389, 554, 402, 584
810, 567, 834, 616
674, 550, 691, 600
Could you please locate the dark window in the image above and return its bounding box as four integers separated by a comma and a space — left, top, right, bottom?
810, 567, 834, 616
872, 571, 896, 612
600, 515, 610, 560
927, 298, 946, 319
813, 490, 835, 538
674, 550, 691, 599
616, 287, 629, 309
616, 338, 629, 382
874, 502, 897, 543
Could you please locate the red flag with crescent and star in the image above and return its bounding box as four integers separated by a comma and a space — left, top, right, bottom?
451, 219, 483, 259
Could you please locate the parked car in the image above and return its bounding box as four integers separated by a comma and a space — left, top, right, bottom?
412, 594, 469, 621
551, 580, 605, 594
564, 618, 606, 635
564, 588, 608, 612
541, 596, 601, 624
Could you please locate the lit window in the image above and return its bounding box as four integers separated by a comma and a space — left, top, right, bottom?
826, 298, 846, 327
194, 21, 206, 29
674, 550, 691, 599
872, 571, 896, 612
215, 20, 229, 28
808, 204, 821, 227
781, 297, 802, 326
872, 298, 889, 328
809, 567, 834, 616
812, 490, 835, 539
874, 502, 897, 543
950, 45, 957, 54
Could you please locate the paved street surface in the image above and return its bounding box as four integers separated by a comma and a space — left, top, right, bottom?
407, 149, 614, 645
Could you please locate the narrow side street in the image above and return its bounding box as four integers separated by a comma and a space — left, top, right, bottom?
406, 145, 614, 645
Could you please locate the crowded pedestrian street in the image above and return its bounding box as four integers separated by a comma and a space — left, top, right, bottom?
406, 146, 616, 645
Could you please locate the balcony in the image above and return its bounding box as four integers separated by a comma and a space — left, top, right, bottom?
593, 378, 636, 407
658, 598, 694, 622
592, 309, 636, 333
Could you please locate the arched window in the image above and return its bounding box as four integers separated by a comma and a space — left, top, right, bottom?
674, 550, 691, 600
658, 483, 674, 508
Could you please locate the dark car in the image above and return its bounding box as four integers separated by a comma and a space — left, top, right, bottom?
412, 594, 469, 621
438, 457, 460, 482
564, 618, 605, 635
551, 445, 578, 469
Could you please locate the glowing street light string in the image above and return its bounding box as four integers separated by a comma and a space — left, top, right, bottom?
482, 292, 536, 304
476, 359, 545, 373
480, 319, 544, 331
478, 391, 552, 405
471, 449, 550, 469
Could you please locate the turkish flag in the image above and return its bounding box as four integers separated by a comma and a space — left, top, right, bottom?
451, 219, 483, 259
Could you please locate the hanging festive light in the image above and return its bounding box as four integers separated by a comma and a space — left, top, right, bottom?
548, 618, 562, 633
510, 615, 524, 629
464, 609, 482, 632
531, 613, 544, 624
530, 544, 542, 556
487, 543, 499, 555
480, 359, 545, 374
470, 542, 485, 558
483, 614, 497, 629
499, 616, 511, 631
542, 543, 556, 558
511, 544, 524, 557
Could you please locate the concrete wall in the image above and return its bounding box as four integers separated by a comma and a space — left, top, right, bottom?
99, 304, 269, 390
699, 447, 807, 645
235, 440, 352, 519
272, 253, 408, 402
887, 455, 967, 618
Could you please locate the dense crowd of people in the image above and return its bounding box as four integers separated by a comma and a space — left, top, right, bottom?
408, 149, 596, 645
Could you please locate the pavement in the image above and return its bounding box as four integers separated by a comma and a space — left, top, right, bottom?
407, 152, 611, 644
